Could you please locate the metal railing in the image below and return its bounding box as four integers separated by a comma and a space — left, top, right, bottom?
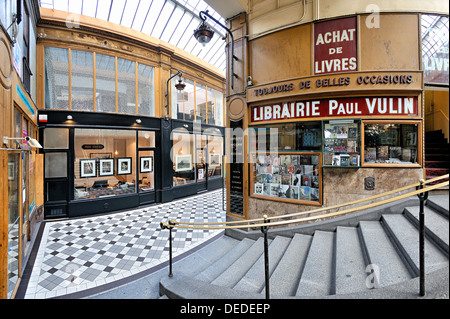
160, 174, 449, 298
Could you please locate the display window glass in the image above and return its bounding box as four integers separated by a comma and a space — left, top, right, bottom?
71, 50, 94, 111
172, 131, 196, 186
362, 121, 421, 166
251, 152, 322, 205
250, 122, 322, 153
138, 131, 156, 148
74, 129, 137, 199
44, 47, 69, 109
323, 120, 361, 167
207, 135, 223, 179
139, 150, 154, 192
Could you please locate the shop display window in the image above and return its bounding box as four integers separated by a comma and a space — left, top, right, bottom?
250, 122, 322, 153
362, 121, 421, 166
251, 153, 322, 205
74, 129, 137, 199
323, 120, 361, 167
139, 150, 155, 192
172, 131, 196, 186
208, 135, 223, 179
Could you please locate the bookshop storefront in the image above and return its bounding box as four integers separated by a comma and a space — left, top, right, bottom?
39, 111, 224, 219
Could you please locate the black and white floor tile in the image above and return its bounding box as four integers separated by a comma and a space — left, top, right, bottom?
24, 190, 226, 299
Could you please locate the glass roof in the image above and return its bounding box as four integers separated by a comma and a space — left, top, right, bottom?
421, 14, 449, 62
38, 0, 227, 73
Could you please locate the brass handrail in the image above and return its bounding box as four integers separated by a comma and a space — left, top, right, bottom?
162, 178, 448, 230
169, 174, 449, 227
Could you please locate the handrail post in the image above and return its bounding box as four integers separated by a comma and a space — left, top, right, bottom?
160, 221, 175, 278
416, 179, 429, 296
261, 215, 270, 299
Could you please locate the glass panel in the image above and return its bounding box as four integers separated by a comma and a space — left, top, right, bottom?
45, 152, 68, 178
250, 122, 322, 153
7, 153, 20, 299
196, 83, 207, 123
251, 153, 321, 203
44, 47, 69, 109
364, 123, 419, 165
96, 53, 116, 113
137, 63, 155, 116
117, 58, 136, 114
139, 150, 154, 192
138, 131, 156, 148
196, 135, 206, 182
183, 78, 195, 121
172, 131, 195, 186
208, 135, 223, 178
71, 50, 94, 111
74, 129, 137, 199
323, 121, 361, 167
44, 128, 69, 149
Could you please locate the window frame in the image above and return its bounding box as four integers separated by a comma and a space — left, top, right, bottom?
361, 120, 423, 168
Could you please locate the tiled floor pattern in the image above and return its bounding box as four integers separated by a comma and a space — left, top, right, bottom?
24, 190, 226, 299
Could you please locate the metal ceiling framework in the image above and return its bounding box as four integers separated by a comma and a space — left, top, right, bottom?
421, 14, 449, 63
38, 0, 228, 72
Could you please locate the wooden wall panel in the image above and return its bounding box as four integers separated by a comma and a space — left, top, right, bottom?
360, 14, 420, 71
249, 23, 311, 85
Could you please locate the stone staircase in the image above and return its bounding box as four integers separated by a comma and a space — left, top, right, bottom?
159, 195, 449, 299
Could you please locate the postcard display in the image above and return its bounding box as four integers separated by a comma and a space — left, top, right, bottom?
252, 153, 321, 204
323, 122, 360, 167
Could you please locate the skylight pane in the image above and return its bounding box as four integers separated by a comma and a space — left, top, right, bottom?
160, 5, 185, 42
53, 0, 68, 12
120, 0, 140, 28
96, 0, 112, 21
171, 12, 194, 45
143, 0, 165, 35
177, 17, 198, 49
108, 0, 126, 25
68, 0, 83, 14
131, 0, 152, 31
82, 0, 98, 18
151, 1, 175, 38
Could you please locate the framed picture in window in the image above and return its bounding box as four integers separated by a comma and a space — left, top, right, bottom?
175, 155, 192, 172
209, 153, 221, 167
140, 156, 153, 173
117, 157, 132, 175
99, 158, 114, 176
80, 159, 96, 178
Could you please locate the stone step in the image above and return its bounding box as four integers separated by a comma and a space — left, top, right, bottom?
335, 226, 368, 295
359, 221, 412, 288
233, 236, 291, 293
427, 195, 449, 218
265, 233, 312, 297
382, 214, 448, 276
404, 206, 449, 255
194, 238, 255, 283
211, 237, 267, 288
295, 231, 335, 297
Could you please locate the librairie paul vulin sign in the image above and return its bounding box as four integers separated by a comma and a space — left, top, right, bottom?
314, 16, 357, 75
251, 96, 418, 123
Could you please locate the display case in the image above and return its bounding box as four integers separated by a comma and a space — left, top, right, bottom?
362, 121, 422, 167
323, 120, 361, 167
250, 152, 322, 205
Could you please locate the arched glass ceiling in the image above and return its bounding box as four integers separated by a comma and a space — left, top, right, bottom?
38, 0, 227, 72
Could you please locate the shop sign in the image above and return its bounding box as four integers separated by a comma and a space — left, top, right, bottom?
82, 144, 105, 150
314, 17, 357, 75
251, 96, 418, 122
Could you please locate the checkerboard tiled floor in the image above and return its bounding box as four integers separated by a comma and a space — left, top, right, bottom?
23, 189, 226, 299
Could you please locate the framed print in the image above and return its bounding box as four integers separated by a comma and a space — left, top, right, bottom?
117, 157, 132, 175
175, 155, 192, 172
99, 158, 114, 176
80, 159, 96, 178
209, 153, 221, 167
140, 156, 153, 173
